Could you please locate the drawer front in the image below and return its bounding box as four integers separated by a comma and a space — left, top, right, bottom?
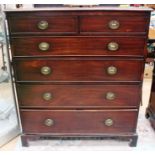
80, 15, 148, 34
11, 37, 145, 57
8, 16, 78, 35
17, 84, 141, 108
20, 110, 137, 134
14, 59, 143, 82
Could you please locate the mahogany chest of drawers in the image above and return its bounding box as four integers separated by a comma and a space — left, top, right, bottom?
5, 7, 151, 147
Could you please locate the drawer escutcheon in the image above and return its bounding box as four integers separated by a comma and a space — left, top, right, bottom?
40, 66, 52, 75
42, 92, 53, 101
104, 118, 114, 126
106, 92, 116, 100
107, 42, 119, 51
108, 20, 120, 30
107, 66, 118, 75
38, 20, 49, 30
38, 42, 50, 51
44, 118, 54, 127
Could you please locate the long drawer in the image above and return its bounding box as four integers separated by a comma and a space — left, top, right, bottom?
20, 109, 138, 134
11, 37, 146, 57
17, 84, 141, 108
13, 59, 143, 82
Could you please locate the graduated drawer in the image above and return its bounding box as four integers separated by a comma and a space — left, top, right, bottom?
20, 109, 138, 134
11, 37, 145, 57
13, 59, 143, 82
17, 84, 141, 108
7, 15, 78, 35
80, 14, 149, 34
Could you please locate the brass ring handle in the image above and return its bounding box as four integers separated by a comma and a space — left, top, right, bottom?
40, 66, 52, 75
38, 42, 50, 51
104, 118, 113, 127
42, 92, 53, 101
107, 42, 119, 51
108, 20, 120, 30
105, 92, 116, 100
107, 66, 117, 75
44, 118, 54, 127
38, 20, 49, 30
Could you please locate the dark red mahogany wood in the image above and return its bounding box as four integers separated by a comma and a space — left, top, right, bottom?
6, 9, 151, 36
80, 15, 148, 34
10, 36, 146, 57
13, 59, 143, 82
16, 84, 141, 108
5, 7, 151, 147
20, 109, 138, 134
8, 16, 78, 34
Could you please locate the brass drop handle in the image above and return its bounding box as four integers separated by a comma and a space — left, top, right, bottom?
44, 118, 54, 127
107, 66, 117, 75
107, 42, 119, 51
42, 92, 53, 101
106, 92, 116, 100
38, 20, 49, 30
38, 42, 50, 51
108, 20, 120, 30
104, 118, 113, 127
40, 66, 52, 75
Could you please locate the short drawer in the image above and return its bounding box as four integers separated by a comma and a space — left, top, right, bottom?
17, 84, 141, 108
20, 109, 138, 134
7, 16, 78, 35
80, 15, 148, 34
13, 59, 143, 82
11, 37, 145, 57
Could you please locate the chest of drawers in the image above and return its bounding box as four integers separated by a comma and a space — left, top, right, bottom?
5, 7, 151, 147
